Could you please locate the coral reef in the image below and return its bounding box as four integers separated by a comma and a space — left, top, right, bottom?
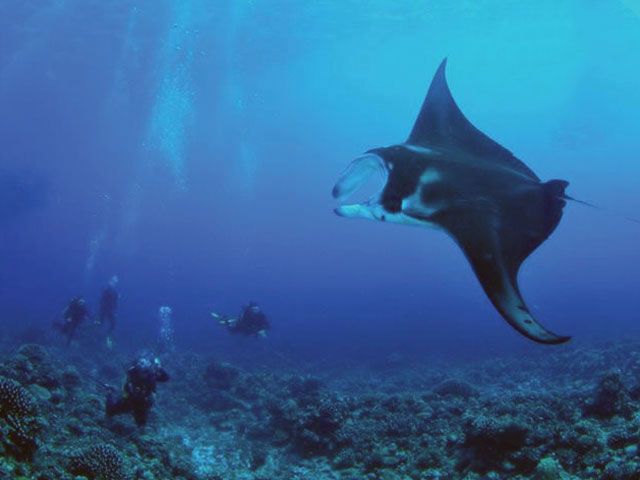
0, 376, 40, 460
1, 338, 640, 478
585, 370, 631, 418
68, 444, 128, 480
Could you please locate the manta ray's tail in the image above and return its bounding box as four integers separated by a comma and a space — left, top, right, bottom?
563, 193, 640, 225
563, 194, 597, 209
545, 180, 640, 224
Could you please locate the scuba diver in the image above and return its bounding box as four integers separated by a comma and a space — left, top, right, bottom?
212, 302, 270, 337
105, 354, 170, 427
53, 297, 91, 345
97, 275, 119, 347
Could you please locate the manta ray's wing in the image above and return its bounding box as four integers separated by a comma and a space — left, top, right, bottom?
408, 58, 540, 181
434, 180, 570, 344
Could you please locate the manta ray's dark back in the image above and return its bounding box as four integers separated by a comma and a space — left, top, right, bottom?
409, 58, 540, 181
408, 59, 571, 344
333, 58, 572, 344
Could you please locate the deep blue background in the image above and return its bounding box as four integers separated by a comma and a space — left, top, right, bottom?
1, 1, 639, 362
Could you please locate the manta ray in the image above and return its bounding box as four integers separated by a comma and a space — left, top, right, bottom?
332, 59, 572, 345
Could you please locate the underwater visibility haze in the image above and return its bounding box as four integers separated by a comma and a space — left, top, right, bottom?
1, 1, 640, 479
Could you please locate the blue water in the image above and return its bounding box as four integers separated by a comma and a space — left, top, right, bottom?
1, 0, 640, 362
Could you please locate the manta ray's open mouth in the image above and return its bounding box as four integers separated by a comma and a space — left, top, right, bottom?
332, 153, 388, 218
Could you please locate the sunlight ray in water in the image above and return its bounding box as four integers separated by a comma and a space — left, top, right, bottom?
145, 0, 201, 189
223, 0, 258, 195
0, 0, 70, 96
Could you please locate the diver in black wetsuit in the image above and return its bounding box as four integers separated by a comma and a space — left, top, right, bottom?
105, 355, 170, 427
212, 302, 270, 337
53, 297, 90, 345
97, 275, 119, 346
